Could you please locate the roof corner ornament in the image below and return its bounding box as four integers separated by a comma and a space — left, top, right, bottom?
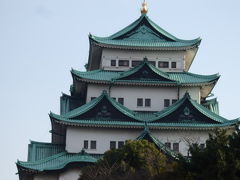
140, 0, 148, 14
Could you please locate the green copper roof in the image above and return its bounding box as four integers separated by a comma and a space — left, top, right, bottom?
17, 151, 97, 172
90, 14, 201, 49
72, 60, 219, 86
51, 91, 240, 129
136, 127, 179, 159
28, 141, 64, 162
151, 93, 227, 123
50, 90, 143, 122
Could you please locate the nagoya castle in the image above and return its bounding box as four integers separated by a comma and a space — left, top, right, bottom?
16, 1, 240, 180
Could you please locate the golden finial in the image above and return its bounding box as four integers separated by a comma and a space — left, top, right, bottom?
141, 0, 148, 14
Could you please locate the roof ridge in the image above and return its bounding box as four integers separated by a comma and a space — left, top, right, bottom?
89, 14, 201, 48
52, 91, 143, 122
18, 152, 67, 166
115, 59, 173, 81
29, 141, 63, 146
189, 98, 228, 123
183, 71, 220, 79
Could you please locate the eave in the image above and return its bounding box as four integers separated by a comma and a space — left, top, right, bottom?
51, 117, 238, 131
90, 38, 200, 51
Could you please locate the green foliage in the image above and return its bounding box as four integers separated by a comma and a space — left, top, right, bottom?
177, 128, 240, 180
79, 140, 175, 180
80, 129, 240, 180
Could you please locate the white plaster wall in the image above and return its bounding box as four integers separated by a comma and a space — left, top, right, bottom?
152, 129, 210, 156
59, 168, 81, 180
66, 127, 212, 156
101, 49, 185, 72
110, 86, 178, 111
86, 84, 108, 102
87, 84, 179, 111
179, 87, 201, 103
34, 174, 58, 180
66, 127, 141, 154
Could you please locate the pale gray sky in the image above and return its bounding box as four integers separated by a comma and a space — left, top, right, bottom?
1, 0, 240, 179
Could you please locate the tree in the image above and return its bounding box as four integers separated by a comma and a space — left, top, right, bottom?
79, 140, 174, 180
177, 128, 240, 180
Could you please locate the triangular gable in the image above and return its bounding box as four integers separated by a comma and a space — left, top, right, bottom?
114, 18, 172, 42
116, 58, 174, 82
90, 14, 201, 46
51, 91, 142, 123
151, 93, 228, 124
136, 127, 179, 159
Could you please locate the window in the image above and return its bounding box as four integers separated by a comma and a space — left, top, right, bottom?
118, 141, 124, 149
158, 61, 169, 68
119, 60, 129, 67
111, 60, 116, 66
90, 140, 96, 149
132, 60, 142, 67
112, 97, 116, 100
145, 98, 151, 107
200, 143, 205, 149
149, 61, 156, 66
172, 99, 177, 104
110, 141, 116, 149
165, 142, 171, 149
171, 62, 177, 68
118, 98, 124, 105
173, 143, 179, 152
84, 140, 88, 149
137, 98, 143, 107
164, 99, 170, 107
91, 97, 96, 101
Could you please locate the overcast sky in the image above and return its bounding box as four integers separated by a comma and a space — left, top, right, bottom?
1, 0, 240, 179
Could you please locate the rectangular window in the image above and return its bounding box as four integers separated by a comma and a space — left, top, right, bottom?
145, 98, 151, 107
165, 142, 171, 149
171, 62, 177, 68
137, 98, 143, 107
91, 97, 96, 101
158, 61, 169, 68
90, 140, 96, 149
111, 60, 116, 66
84, 140, 88, 149
112, 97, 116, 100
173, 143, 179, 152
118, 98, 124, 105
200, 143, 205, 149
172, 99, 177, 104
110, 141, 116, 149
118, 141, 124, 149
119, 60, 129, 67
132, 60, 142, 67
149, 61, 156, 66
164, 99, 170, 107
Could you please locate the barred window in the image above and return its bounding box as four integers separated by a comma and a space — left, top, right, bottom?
158, 61, 169, 68
118, 98, 124, 105
119, 60, 129, 67
145, 98, 151, 107
90, 141, 96, 149
118, 141, 124, 149
164, 99, 170, 107
111, 60, 116, 66
132, 60, 142, 67
137, 98, 143, 107
84, 140, 88, 149
171, 62, 177, 68
110, 141, 116, 149
173, 143, 179, 152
